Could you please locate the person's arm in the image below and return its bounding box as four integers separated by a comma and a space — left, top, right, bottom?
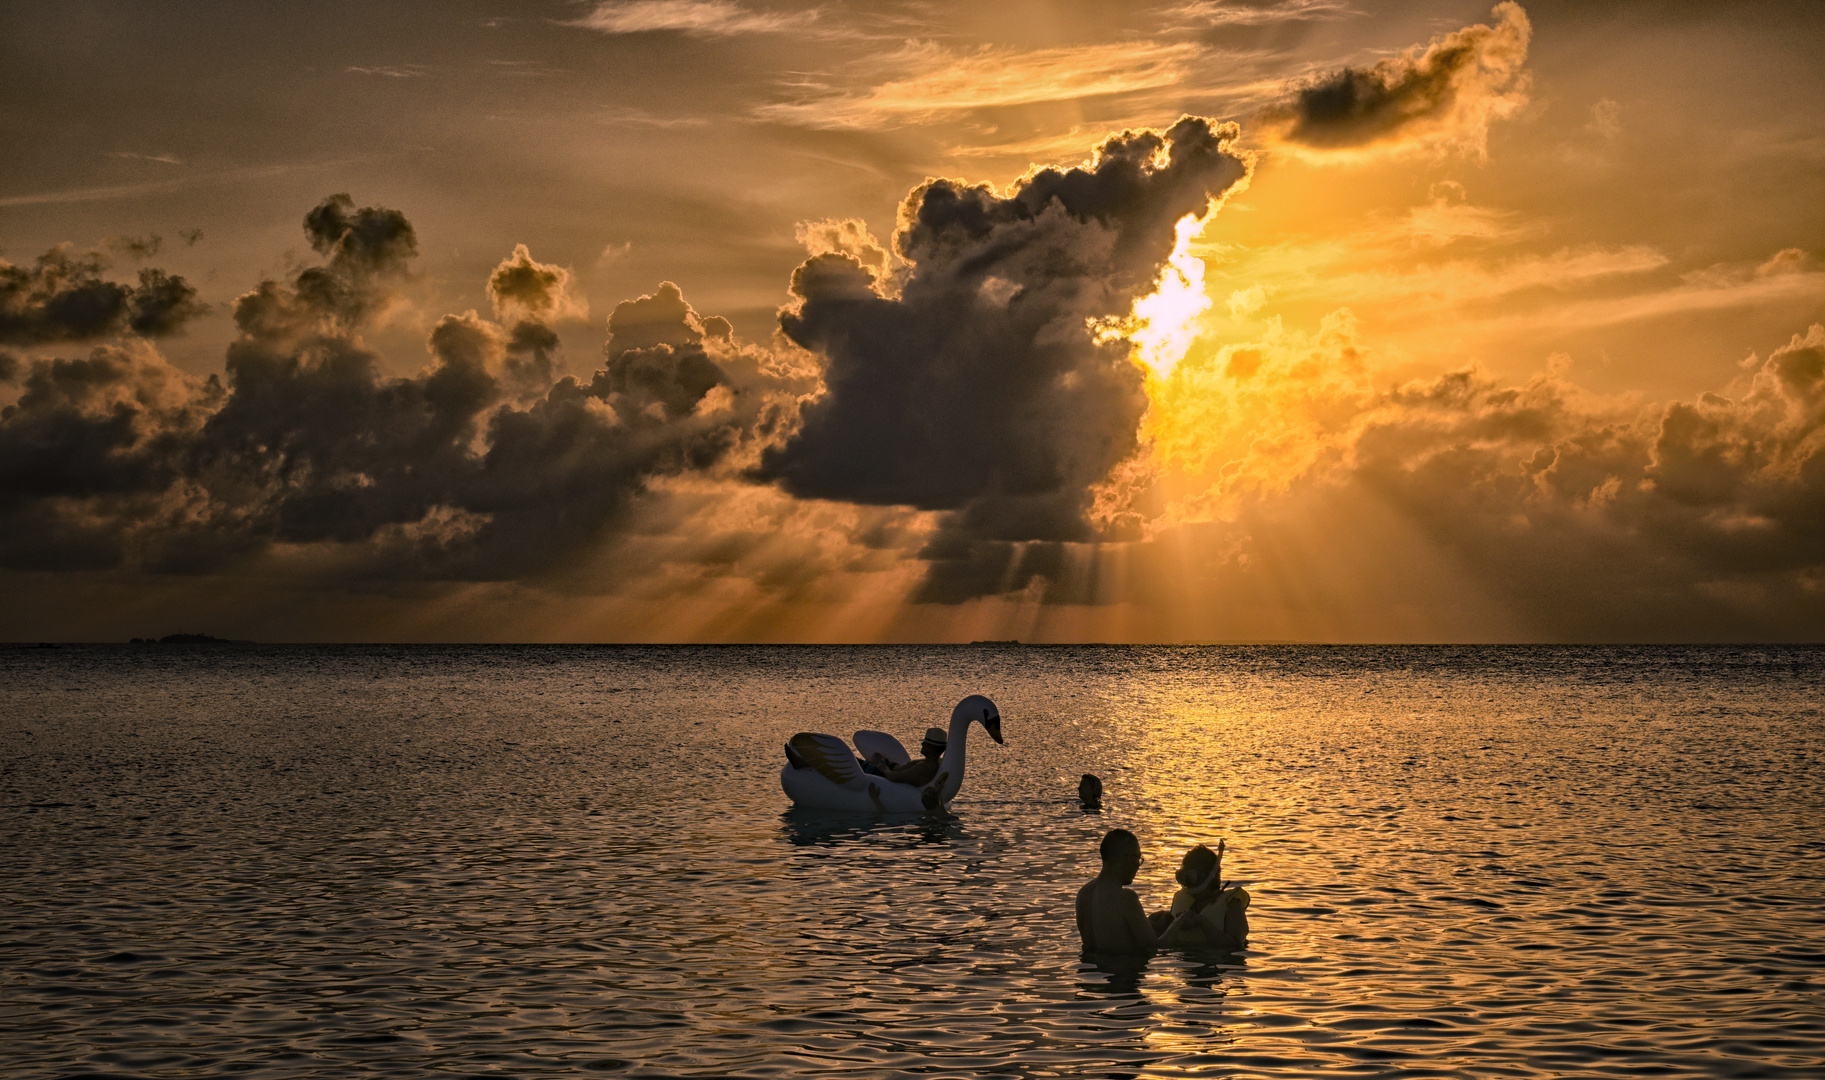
1222, 887, 1250, 945
1118, 889, 1158, 953
884, 758, 936, 786
1075, 883, 1096, 950
1156, 906, 1219, 948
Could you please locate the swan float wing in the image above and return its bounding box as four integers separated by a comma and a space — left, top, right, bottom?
851, 730, 910, 767
785, 732, 862, 787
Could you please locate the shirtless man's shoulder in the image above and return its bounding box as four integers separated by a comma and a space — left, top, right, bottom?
1077, 877, 1148, 953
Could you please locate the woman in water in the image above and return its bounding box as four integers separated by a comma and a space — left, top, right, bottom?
1152, 840, 1249, 950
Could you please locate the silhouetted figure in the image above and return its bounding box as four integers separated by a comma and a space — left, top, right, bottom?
1076, 829, 1217, 955
865, 727, 947, 787
1165, 841, 1250, 950
1078, 773, 1103, 808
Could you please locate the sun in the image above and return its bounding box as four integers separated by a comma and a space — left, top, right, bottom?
1094, 212, 1213, 378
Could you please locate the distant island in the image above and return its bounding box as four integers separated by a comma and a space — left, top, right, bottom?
1173, 639, 1311, 645
129, 633, 255, 645
968, 639, 1021, 645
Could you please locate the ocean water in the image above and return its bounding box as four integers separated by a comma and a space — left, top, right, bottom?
3, 644, 1822, 1079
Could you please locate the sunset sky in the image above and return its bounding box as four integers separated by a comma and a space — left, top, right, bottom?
3, 0, 1822, 642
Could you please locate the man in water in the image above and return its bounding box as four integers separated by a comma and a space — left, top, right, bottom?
1076, 828, 1217, 954
868, 727, 946, 787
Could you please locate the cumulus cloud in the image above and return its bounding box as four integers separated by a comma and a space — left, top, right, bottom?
0, 246, 206, 344
228, 193, 420, 338
794, 219, 894, 293
0, 197, 798, 584
487, 243, 589, 323
1326, 327, 1825, 636
1053, 312, 1825, 637
0, 339, 219, 570
758, 116, 1250, 589
5, 121, 1821, 638
1258, 2, 1531, 158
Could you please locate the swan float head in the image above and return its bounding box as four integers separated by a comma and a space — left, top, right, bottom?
955, 694, 1005, 746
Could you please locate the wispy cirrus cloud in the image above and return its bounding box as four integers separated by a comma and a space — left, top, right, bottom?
1400, 182, 1527, 247
755, 41, 1202, 130
346, 64, 429, 78
1220, 238, 1669, 318
595, 105, 711, 128
1164, 0, 1359, 28
108, 150, 182, 165
569, 0, 822, 37
0, 161, 362, 209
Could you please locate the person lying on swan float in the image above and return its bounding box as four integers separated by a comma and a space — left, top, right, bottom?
782, 695, 1004, 812
863, 726, 948, 786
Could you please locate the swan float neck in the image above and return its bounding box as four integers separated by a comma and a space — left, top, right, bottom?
933, 694, 1003, 806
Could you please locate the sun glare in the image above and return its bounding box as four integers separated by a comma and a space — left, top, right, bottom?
1095, 213, 1212, 377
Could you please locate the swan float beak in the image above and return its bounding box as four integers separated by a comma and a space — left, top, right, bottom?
984, 714, 1005, 745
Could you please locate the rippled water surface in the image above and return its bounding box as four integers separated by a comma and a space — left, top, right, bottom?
3, 644, 1823, 1078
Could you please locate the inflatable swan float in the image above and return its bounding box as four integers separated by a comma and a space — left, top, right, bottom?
781, 695, 1004, 812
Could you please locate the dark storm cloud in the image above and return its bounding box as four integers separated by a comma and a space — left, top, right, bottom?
1259, 2, 1530, 154
303, 193, 417, 274
0, 340, 217, 570
290, 193, 418, 326
1325, 326, 1825, 636
0, 197, 794, 582
226, 194, 419, 342
892, 315, 1825, 627
0, 246, 206, 344
760, 116, 1249, 558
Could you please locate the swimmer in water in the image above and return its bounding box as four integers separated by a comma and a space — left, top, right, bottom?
1161, 840, 1250, 950
1076, 829, 1218, 954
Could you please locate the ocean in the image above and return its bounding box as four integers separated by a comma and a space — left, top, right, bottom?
3, 644, 1821, 1078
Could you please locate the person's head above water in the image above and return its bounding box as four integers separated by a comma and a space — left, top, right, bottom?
1099, 828, 1143, 883
919, 727, 947, 759
1176, 844, 1221, 892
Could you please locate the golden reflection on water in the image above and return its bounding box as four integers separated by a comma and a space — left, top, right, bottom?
4, 644, 1822, 1078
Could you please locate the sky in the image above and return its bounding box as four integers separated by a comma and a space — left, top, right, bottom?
2, 0, 1822, 643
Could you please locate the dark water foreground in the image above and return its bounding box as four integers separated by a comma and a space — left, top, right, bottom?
3, 644, 1822, 1079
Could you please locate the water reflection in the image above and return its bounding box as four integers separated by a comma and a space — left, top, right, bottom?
1078, 951, 1152, 996
776, 807, 963, 848
4, 644, 1821, 1079
1178, 948, 1246, 990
